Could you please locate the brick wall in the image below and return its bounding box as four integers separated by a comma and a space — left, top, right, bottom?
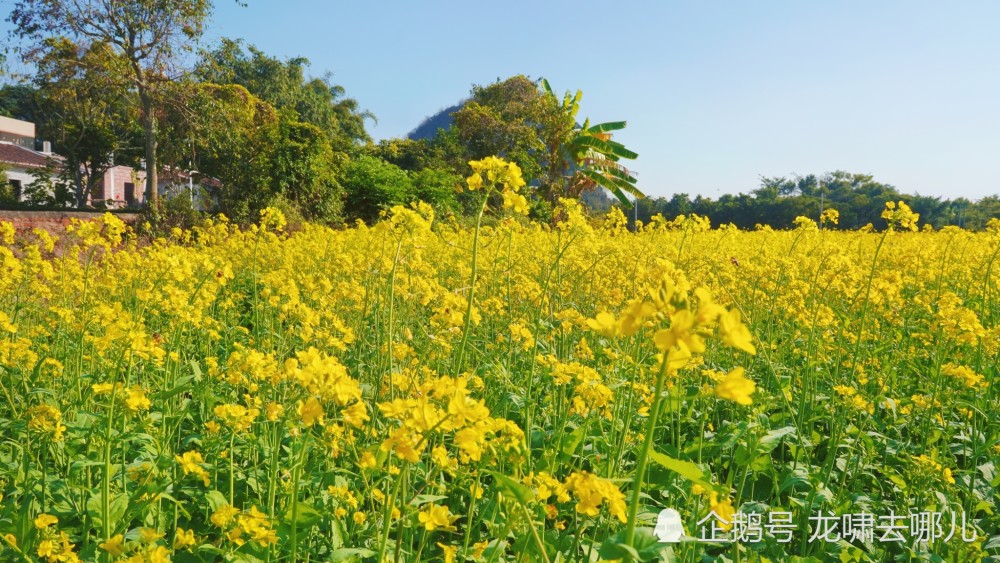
0, 210, 140, 234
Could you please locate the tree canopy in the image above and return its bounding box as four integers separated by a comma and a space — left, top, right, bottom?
196, 39, 372, 153
8, 0, 214, 204
633, 171, 1000, 231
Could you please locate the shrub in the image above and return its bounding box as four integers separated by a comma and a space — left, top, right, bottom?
342, 155, 413, 223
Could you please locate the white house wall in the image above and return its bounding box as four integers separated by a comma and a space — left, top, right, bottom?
3, 166, 40, 201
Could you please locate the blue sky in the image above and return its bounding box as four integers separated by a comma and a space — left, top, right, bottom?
10, 1, 1000, 200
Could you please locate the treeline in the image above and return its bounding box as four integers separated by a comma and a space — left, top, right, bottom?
2, 64, 638, 227
0, 34, 375, 224
1, 0, 641, 227
634, 171, 1000, 231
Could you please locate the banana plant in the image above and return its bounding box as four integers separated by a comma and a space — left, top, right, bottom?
540, 78, 644, 208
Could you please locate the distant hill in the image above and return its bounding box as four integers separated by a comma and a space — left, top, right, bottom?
407, 102, 464, 140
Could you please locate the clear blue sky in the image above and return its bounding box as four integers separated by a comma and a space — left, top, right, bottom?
10, 1, 1000, 200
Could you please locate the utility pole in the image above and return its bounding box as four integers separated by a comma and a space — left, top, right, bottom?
819, 189, 825, 230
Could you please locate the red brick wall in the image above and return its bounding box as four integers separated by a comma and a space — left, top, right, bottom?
0, 211, 140, 235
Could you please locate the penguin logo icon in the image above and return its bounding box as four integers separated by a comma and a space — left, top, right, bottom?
653, 508, 685, 543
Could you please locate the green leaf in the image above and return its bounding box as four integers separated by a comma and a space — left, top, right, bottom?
282, 502, 322, 527
86, 492, 128, 531
330, 516, 345, 549
154, 494, 189, 521
408, 494, 449, 507
758, 426, 796, 453
539, 78, 553, 95
733, 444, 755, 466
598, 541, 640, 561
488, 472, 535, 504
153, 375, 196, 401
204, 490, 229, 511
605, 139, 639, 160
195, 544, 225, 556
778, 467, 812, 494
586, 121, 628, 133
647, 450, 722, 493
598, 164, 638, 184
189, 359, 203, 380
560, 425, 587, 456
598, 528, 672, 562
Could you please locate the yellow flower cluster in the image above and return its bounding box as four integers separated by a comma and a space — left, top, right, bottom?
466, 156, 529, 214
881, 200, 920, 231
563, 471, 628, 523
27, 404, 66, 441
33, 514, 79, 562
66, 212, 127, 248
912, 454, 956, 485
175, 450, 212, 486
820, 207, 840, 226
211, 504, 278, 546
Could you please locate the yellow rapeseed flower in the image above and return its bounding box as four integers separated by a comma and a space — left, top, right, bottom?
125, 385, 151, 414
297, 397, 325, 427
138, 528, 163, 544
714, 367, 755, 405
418, 504, 456, 531
34, 513, 58, 529
175, 450, 211, 486
173, 528, 196, 550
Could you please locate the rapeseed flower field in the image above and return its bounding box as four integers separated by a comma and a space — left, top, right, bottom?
0, 163, 998, 561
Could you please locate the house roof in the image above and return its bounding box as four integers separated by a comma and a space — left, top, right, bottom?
0, 143, 54, 169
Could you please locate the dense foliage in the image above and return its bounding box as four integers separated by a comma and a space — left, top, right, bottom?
634, 171, 1000, 231
9, 0, 213, 204
194, 39, 371, 154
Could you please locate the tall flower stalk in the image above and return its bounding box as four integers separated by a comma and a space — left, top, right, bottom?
454, 157, 528, 374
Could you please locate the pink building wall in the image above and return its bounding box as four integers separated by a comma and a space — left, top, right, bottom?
93, 165, 146, 207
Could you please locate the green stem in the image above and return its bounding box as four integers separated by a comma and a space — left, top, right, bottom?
377, 461, 407, 562
229, 433, 236, 506
101, 394, 115, 562
386, 234, 405, 399
289, 432, 309, 560
519, 501, 552, 563
624, 352, 671, 548
847, 230, 889, 382
455, 194, 491, 374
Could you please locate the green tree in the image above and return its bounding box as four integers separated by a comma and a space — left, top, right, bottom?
271, 114, 346, 223
158, 82, 345, 224
31, 38, 136, 208
196, 39, 372, 153
539, 79, 642, 208
367, 137, 451, 173
444, 75, 643, 211
907, 194, 951, 228
963, 196, 1000, 230
366, 138, 460, 214
410, 167, 459, 213
449, 75, 556, 185
0, 84, 39, 121
9, 0, 214, 206
0, 161, 13, 206
158, 81, 280, 221
342, 155, 414, 224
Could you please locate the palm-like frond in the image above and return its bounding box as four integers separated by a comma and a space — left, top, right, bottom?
539, 77, 645, 208
586, 121, 627, 134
